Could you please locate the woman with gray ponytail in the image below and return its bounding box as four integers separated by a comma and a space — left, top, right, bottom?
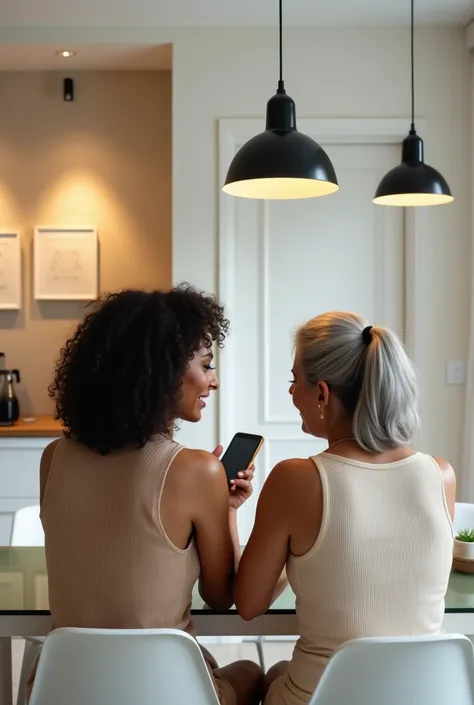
297, 312, 420, 453
236, 312, 455, 705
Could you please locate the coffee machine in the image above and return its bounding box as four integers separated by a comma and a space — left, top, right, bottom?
0, 353, 21, 425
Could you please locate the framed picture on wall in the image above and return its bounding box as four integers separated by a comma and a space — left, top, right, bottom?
34, 227, 99, 301
0, 231, 21, 310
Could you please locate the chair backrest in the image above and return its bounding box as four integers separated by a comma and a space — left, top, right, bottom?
454, 503, 474, 535
29, 627, 220, 705
10, 505, 44, 546
310, 633, 474, 705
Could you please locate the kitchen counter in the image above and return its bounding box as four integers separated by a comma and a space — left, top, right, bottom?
0, 415, 63, 438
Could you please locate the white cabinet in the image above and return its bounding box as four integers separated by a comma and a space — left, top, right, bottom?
0, 437, 54, 546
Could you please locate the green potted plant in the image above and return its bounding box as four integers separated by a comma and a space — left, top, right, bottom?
454, 529, 474, 560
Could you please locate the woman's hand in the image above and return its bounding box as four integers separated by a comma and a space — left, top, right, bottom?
228, 465, 254, 510
212, 445, 224, 458
212, 446, 254, 511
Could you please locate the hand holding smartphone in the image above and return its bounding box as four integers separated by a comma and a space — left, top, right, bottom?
220, 432, 264, 487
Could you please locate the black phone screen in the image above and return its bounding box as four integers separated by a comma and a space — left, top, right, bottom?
221, 433, 263, 484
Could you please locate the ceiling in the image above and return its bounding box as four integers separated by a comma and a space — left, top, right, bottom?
2, 0, 474, 27
0, 44, 172, 71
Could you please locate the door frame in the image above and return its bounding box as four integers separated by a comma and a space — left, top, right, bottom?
218, 117, 425, 443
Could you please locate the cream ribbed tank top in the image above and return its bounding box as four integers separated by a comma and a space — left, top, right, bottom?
283, 452, 453, 705
41, 435, 200, 634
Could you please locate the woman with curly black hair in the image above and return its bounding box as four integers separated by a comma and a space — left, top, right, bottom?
29, 285, 263, 705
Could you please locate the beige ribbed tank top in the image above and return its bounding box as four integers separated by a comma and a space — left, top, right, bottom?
40, 435, 200, 634
282, 452, 453, 705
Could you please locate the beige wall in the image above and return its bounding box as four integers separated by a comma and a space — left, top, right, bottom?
0, 70, 171, 415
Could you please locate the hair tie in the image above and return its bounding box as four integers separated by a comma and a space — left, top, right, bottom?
362, 325, 373, 345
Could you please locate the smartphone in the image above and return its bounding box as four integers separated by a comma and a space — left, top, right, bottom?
221, 432, 264, 486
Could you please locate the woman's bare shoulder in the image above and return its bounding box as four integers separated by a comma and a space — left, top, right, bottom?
177, 447, 222, 473
165, 447, 228, 513
432, 455, 456, 488
169, 447, 225, 495
272, 457, 317, 474
433, 455, 455, 473
264, 457, 320, 499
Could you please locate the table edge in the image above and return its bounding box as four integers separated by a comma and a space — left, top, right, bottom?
0, 607, 473, 616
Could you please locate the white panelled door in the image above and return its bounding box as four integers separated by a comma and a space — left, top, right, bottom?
218, 119, 409, 542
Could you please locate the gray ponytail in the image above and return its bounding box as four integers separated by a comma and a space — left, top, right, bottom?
296, 312, 419, 452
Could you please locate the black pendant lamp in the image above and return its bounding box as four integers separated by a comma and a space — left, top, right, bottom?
373, 0, 453, 207
222, 0, 338, 200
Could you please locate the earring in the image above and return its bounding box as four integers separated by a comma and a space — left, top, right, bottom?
318, 404, 324, 420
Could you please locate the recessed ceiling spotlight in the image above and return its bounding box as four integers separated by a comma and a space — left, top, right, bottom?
56, 50, 76, 58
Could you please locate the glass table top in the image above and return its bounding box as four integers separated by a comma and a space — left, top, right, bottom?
0, 547, 473, 614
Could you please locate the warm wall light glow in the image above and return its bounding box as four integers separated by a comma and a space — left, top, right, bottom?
222, 177, 340, 200
373, 192, 454, 207
37, 170, 107, 224
56, 50, 76, 58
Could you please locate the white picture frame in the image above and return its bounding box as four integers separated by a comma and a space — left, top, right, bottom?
0, 231, 21, 310
34, 227, 98, 301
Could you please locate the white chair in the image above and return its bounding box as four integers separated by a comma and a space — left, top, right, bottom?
29, 627, 220, 705
454, 503, 474, 535
10, 505, 44, 546
309, 633, 474, 705
10, 505, 45, 705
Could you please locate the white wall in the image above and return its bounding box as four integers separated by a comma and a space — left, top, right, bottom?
462, 26, 474, 500
171, 26, 472, 482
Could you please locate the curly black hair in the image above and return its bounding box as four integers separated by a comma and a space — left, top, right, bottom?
49, 284, 229, 454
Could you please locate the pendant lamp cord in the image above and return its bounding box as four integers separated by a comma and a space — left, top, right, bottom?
277, 0, 285, 93
410, 0, 415, 133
